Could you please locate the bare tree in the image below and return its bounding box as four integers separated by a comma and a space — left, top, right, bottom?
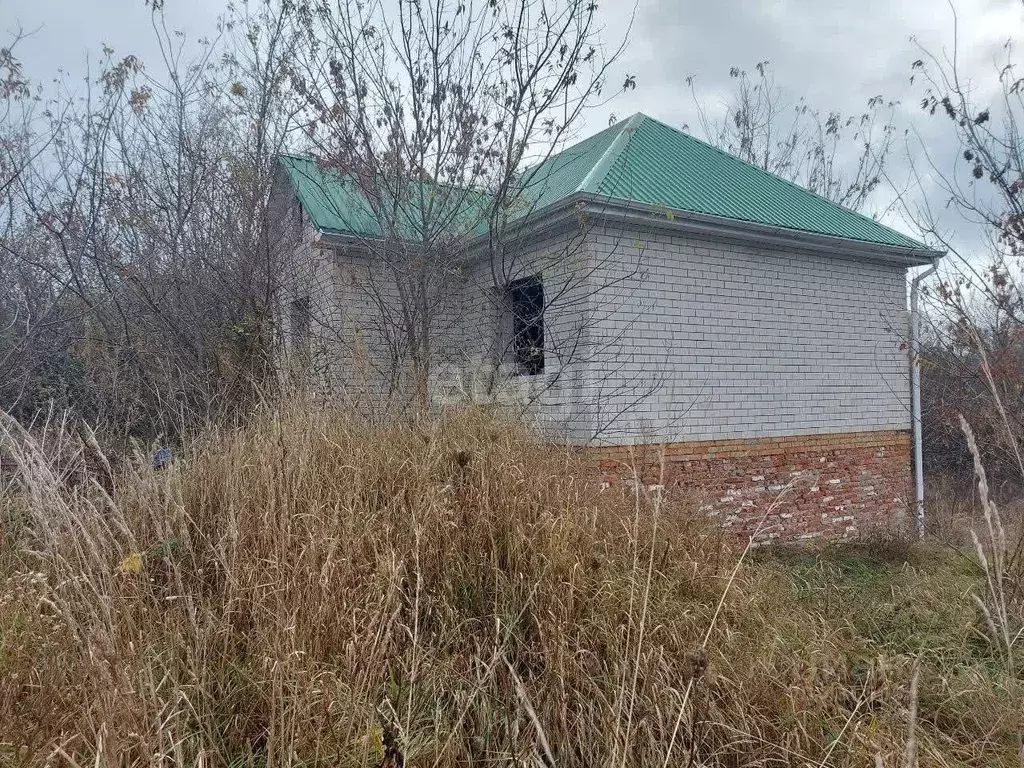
686, 61, 897, 213
0, 2, 299, 438
901, 27, 1024, 731
906, 5, 1024, 504
0, 30, 119, 423
285, 0, 637, 414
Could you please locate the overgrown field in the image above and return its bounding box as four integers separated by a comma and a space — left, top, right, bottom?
0, 408, 1019, 766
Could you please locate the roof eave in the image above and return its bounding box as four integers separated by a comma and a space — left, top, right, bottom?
311, 194, 945, 268
315, 228, 380, 248
579, 196, 943, 267
460, 194, 592, 252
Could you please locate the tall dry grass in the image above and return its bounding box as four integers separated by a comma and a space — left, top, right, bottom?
0, 404, 1019, 766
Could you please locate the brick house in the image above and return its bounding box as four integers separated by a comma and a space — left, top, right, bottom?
273, 113, 941, 541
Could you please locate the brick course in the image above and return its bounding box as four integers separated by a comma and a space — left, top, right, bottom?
589, 429, 912, 543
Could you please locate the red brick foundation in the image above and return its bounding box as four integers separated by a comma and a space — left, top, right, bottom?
589, 430, 912, 543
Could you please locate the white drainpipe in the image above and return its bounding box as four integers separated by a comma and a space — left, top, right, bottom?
910, 260, 940, 538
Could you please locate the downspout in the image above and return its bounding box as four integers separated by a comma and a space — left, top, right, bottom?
910, 259, 940, 539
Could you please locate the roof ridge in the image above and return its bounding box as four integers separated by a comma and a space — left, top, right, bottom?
636, 113, 919, 247
519, 118, 626, 176
577, 113, 645, 194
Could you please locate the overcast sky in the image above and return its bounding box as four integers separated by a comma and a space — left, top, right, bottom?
4, 0, 1023, 259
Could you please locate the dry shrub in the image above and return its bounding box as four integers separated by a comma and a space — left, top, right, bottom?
0, 404, 1019, 766
924, 472, 978, 545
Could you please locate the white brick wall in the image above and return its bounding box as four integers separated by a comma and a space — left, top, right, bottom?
280, 233, 467, 411
440, 225, 602, 438
277, 186, 911, 444
581, 221, 910, 444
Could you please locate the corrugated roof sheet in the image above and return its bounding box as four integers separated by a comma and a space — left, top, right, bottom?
277, 154, 487, 240
517, 121, 627, 212
278, 154, 382, 237
588, 115, 924, 249
279, 113, 929, 251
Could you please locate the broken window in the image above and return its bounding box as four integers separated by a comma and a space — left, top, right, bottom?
503, 276, 544, 376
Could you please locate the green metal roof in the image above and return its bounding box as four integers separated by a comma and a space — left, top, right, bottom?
523, 113, 926, 250
279, 113, 929, 252
278, 155, 382, 237
516, 120, 627, 212
277, 154, 488, 240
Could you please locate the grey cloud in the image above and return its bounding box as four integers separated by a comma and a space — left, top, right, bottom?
4, 0, 1022, 254
4, 0, 220, 84
580, 0, 1024, 252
